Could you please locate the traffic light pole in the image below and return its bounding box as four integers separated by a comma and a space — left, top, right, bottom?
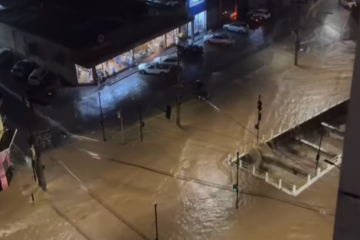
255, 95, 262, 142
35, 147, 47, 191
176, 45, 182, 127
294, 29, 299, 66
139, 106, 144, 141
98, 92, 106, 142
315, 131, 323, 170
236, 151, 239, 209
154, 204, 159, 240
26, 98, 47, 191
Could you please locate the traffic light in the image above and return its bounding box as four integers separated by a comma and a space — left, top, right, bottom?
165, 105, 172, 120
233, 184, 238, 192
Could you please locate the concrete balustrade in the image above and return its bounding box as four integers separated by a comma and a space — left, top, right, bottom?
228, 96, 346, 196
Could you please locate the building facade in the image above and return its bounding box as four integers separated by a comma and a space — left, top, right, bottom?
0, 1, 221, 86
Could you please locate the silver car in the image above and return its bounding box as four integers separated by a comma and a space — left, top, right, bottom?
203, 33, 233, 45
223, 22, 249, 33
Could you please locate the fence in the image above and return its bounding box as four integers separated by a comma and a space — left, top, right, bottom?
227, 96, 347, 196
228, 154, 342, 196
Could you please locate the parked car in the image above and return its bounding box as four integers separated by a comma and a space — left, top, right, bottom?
247, 9, 271, 19
0, 48, 12, 66
177, 44, 203, 58
138, 62, 173, 76
203, 33, 232, 45
339, 0, 357, 8
241, 14, 264, 29
11, 60, 38, 78
153, 54, 178, 65
28, 67, 49, 86
223, 22, 249, 33
26, 73, 60, 106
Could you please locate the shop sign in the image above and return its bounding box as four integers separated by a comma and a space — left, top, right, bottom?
188, 0, 206, 15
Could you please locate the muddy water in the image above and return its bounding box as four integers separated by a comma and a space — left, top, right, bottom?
159, 14, 352, 240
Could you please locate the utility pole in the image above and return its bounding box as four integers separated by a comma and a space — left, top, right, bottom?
117, 111, 125, 144
293, 27, 300, 66
291, 0, 308, 65
26, 98, 47, 191
176, 45, 182, 127
35, 144, 47, 191
98, 92, 106, 142
236, 151, 239, 209
315, 131, 323, 170
255, 95, 262, 142
154, 204, 159, 240
139, 106, 144, 141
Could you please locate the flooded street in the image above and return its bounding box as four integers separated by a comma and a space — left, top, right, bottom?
0, 0, 356, 239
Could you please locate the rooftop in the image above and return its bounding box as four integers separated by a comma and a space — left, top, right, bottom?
0, 5, 135, 49
0, 4, 191, 67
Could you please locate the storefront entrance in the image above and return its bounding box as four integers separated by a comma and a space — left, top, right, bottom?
75, 65, 94, 84
95, 51, 132, 81
188, 11, 206, 36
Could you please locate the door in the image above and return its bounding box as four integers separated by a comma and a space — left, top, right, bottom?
147, 64, 156, 74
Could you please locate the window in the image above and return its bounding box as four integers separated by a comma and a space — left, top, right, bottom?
148, 65, 155, 69
76, 64, 94, 84
164, 58, 176, 63
157, 64, 170, 70
214, 36, 224, 39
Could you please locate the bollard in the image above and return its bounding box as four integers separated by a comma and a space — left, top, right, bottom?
253, 139, 256, 147
279, 125, 282, 134
252, 165, 256, 175
227, 154, 232, 165
262, 134, 265, 141
271, 129, 274, 139
292, 185, 296, 195
278, 179, 282, 189
307, 175, 311, 182
265, 172, 269, 182
317, 167, 321, 175
239, 159, 242, 168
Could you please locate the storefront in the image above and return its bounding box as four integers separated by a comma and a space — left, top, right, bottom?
187, 0, 207, 35
95, 51, 132, 80
75, 25, 186, 85
75, 65, 94, 84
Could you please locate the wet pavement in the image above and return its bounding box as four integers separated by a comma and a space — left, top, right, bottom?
0, 0, 356, 239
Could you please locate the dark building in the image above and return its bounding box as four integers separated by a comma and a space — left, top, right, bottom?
0, 0, 221, 86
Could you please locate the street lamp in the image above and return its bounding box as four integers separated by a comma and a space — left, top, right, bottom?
324, 159, 341, 169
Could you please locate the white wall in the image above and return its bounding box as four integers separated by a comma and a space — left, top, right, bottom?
0, 23, 78, 85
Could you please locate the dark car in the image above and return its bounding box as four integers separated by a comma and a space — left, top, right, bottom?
241, 14, 263, 29
26, 73, 60, 106
178, 44, 204, 58
0, 48, 13, 66
11, 60, 38, 79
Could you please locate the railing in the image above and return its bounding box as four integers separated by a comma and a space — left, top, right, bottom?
227, 96, 347, 196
